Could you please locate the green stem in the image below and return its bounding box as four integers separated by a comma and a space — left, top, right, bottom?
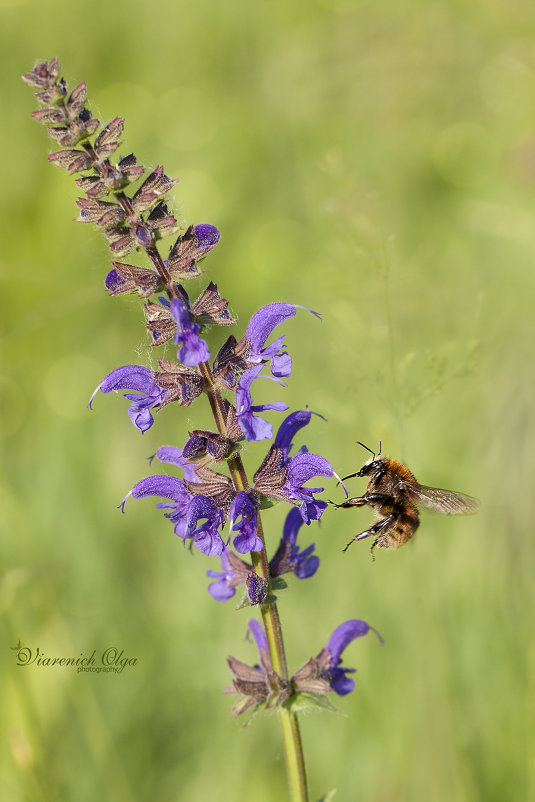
278, 705, 308, 802
198, 361, 309, 802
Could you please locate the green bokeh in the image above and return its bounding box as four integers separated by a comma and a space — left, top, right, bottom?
2, 1, 533, 800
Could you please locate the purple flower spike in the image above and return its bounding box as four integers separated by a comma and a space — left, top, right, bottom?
194, 223, 220, 249
170, 298, 210, 366
236, 364, 289, 442
270, 507, 319, 579
245, 303, 321, 378
325, 620, 383, 696
229, 491, 263, 553
185, 495, 225, 556
89, 365, 168, 433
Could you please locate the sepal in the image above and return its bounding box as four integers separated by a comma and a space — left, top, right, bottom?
166, 224, 220, 279
154, 359, 203, 406
48, 148, 93, 172
131, 165, 178, 213
254, 446, 288, 499
94, 116, 124, 157
183, 430, 234, 464
75, 154, 145, 197
191, 281, 235, 326
283, 692, 341, 716
246, 573, 268, 605
183, 466, 234, 515
106, 263, 162, 297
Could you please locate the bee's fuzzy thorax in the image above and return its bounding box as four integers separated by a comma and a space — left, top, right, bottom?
385, 459, 418, 485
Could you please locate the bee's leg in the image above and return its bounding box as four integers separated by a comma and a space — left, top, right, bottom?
342, 515, 395, 554
370, 538, 381, 562
329, 495, 368, 509
330, 491, 392, 509
361, 492, 391, 504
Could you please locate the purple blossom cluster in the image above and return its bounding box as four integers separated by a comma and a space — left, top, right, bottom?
227, 618, 383, 714
121, 408, 335, 602
23, 57, 380, 728
90, 300, 319, 441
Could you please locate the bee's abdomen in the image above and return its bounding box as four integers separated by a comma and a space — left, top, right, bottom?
391, 506, 420, 548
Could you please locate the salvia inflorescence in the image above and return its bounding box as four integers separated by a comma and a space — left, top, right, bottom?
22, 59, 381, 728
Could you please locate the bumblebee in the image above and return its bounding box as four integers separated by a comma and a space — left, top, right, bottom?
333, 443, 480, 557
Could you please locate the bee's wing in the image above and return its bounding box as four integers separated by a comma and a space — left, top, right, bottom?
404, 483, 480, 515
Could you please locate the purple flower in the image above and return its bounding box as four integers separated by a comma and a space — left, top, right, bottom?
254, 410, 345, 523
277, 410, 347, 521
247, 618, 269, 660
184, 495, 225, 556
89, 365, 168, 433
121, 463, 227, 555
273, 408, 323, 456
236, 364, 288, 441
194, 223, 220, 249
269, 507, 319, 579
324, 620, 383, 696
226, 619, 290, 715
105, 268, 124, 292
148, 445, 198, 482
120, 474, 192, 539
245, 303, 321, 378
284, 451, 333, 523
229, 491, 263, 553
170, 297, 210, 366
292, 620, 382, 697
207, 549, 251, 602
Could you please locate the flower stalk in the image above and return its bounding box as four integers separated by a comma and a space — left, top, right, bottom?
200, 357, 308, 799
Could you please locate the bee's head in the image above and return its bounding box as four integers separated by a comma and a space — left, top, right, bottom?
340, 441, 385, 486
357, 457, 386, 477
355, 441, 383, 477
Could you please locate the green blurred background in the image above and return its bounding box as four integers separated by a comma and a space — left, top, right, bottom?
1, 0, 533, 800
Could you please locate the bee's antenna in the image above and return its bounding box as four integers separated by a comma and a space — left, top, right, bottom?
378, 440, 382, 458
356, 441, 376, 460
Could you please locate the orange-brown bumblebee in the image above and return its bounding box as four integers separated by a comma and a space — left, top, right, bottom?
332, 443, 480, 558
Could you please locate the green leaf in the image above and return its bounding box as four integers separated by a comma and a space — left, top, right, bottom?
316, 790, 337, 802
235, 593, 252, 610
258, 496, 277, 510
